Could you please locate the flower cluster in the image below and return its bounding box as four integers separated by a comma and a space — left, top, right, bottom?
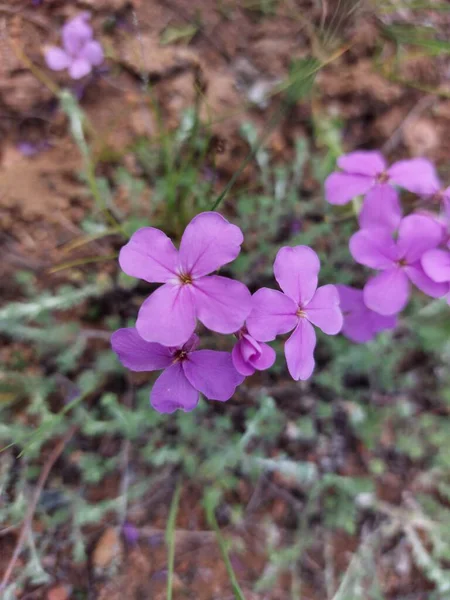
326, 151, 449, 336
45, 13, 104, 80
111, 212, 343, 413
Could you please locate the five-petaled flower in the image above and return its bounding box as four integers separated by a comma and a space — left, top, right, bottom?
325, 151, 437, 232
337, 285, 397, 343
246, 246, 343, 381
232, 327, 276, 376
111, 329, 244, 413
119, 212, 252, 347
350, 214, 448, 316
45, 13, 104, 80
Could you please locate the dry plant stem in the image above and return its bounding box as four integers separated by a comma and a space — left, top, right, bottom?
0, 426, 77, 591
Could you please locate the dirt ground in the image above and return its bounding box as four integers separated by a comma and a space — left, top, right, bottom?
1, 1, 450, 599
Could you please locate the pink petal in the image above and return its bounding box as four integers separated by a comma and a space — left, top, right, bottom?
69, 58, 92, 79
274, 246, 320, 305
422, 249, 450, 283
179, 212, 243, 277
284, 319, 316, 381
405, 263, 449, 298
397, 214, 443, 264
79, 40, 103, 66
151, 363, 199, 413
337, 285, 397, 343
136, 283, 196, 347
246, 288, 298, 342
251, 341, 276, 371
191, 275, 251, 334
388, 158, 441, 195
183, 350, 244, 401
349, 228, 398, 269
111, 328, 173, 371
358, 184, 402, 232
62, 13, 93, 56
364, 268, 410, 315
337, 151, 386, 176
45, 47, 71, 71
324, 172, 373, 206
306, 284, 343, 334
232, 341, 256, 376
119, 227, 178, 284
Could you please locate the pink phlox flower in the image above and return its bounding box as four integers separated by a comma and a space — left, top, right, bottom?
421, 239, 450, 305
111, 329, 244, 414
325, 151, 437, 232
350, 214, 448, 316
45, 13, 104, 79
119, 212, 252, 347
246, 246, 343, 381
337, 284, 397, 343
232, 327, 276, 376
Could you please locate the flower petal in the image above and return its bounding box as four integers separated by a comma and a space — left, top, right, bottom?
349, 228, 398, 269
388, 158, 441, 195
151, 363, 199, 414
251, 341, 276, 371
337, 285, 397, 343
397, 214, 443, 264
421, 249, 450, 283
306, 284, 343, 334
192, 275, 251, 334
79, 40, 103, 66
274, 246, 320, 305
324, 172, 373, 206
183, 350, 244, 401
62, 13, 93, 55
45, 47, 71, 70
358, 184, 402, 232
364, 268, 410, 315
179, 212, 243, 277
246, 288, 298, 342
119, 227, 179, 283
405, 263, 449, 298
136, 283, 196, 347
337, 151, 387, 176
111, 327, 173, 371
285, 319, 316, 381
69, 58, 92, 79
232, 341, 256, 376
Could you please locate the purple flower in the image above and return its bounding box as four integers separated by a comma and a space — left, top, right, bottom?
119, 212, 252, 347
111, 329, 244, 413
411, 163, 450, 216
422, 247, 450, 305
350, 214, 447, 316
337, 285, 397, 343
325, 151, 437, 232
246, 246, 343, 381
231, 328, 276, 376
45, 13, 104, 80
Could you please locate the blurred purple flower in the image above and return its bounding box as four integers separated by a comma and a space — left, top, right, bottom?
325, 151, 437, 232
122, 523, 140, 545
119, 212, 251, 347
17, 140, 51, 157
45, 13, 104, 80
111, 329, 244, 413
232, 327, 275, 376
247, 246, 342, 381
350, 214, 447, 316
337, 285, 397, 343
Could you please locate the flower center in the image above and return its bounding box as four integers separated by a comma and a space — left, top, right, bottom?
178, 272, 193, 285
376, 172, 389, 184
296, 307, 307, 318
397, 258, 408, 267
173, 350, 188, 363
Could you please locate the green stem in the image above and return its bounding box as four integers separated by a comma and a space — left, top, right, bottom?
206, 501, 246, 600
166, 480, 182, 600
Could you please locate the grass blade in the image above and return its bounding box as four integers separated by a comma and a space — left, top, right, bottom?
166, 480, 182, 600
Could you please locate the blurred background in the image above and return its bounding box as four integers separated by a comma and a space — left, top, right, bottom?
1, 1, 450, 598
